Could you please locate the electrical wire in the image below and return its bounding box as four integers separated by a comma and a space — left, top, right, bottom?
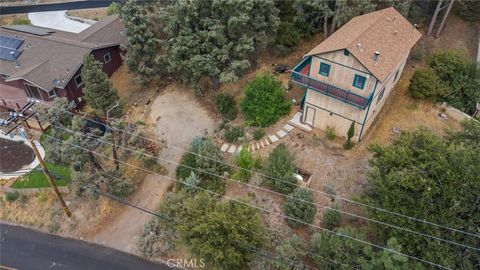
33, 100, 480, 239
33, 129, 455, 270
49, 122, 480, 253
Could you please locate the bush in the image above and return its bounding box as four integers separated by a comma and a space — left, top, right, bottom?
322, 207, 342, 230
5, 191, 20, 202
326, 126, 336, 141
224, 126, 244, 143
263, 143, 297, 194
283, 188, 316, 228
234, 148, 253, 182
241, 73, 291, 127
409, 68, 444, 101
138, 216, 176, 257
453, 0, 480, 21
13, 17, 30, 25
215, 93, 237, 121
273, 235, 307, 270
107, 2, 121, 15
428, 50, 469, 82
411, 44, 426, 61
275, 22, 301, 55
253, 128, 265, 140
176, 137, 228, 194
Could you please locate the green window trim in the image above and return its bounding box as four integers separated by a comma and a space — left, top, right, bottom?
319, 63, 330, 77
393, 69, 400, 81
376, 87, 385, 104
353, 74, 366, 89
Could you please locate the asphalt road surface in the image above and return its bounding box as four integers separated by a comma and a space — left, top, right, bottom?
0, 223, 172, 270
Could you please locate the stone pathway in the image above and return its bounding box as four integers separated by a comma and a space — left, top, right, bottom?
221, 124, 296, 154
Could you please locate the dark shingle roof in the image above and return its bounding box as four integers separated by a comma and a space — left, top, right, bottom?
0, 15, 125, 91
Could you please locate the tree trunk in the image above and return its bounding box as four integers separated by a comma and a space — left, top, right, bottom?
323, 14, 329, 37
427, 0, 443, 36
330, 10, 338, 34
211, 76, 220, 90
110, 127, 120, 171
89, 152, 103, 172
435, 0, 454, 38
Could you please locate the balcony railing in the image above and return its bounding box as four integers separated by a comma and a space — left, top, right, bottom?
291, 57, 372, 110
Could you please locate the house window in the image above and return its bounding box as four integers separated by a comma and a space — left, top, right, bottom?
343, 49, 349, 56
74, 74, 83, 87
103, 52, 112, 63
47, 89, 56, 98
376, 87, 385, 104
319, 63, 330, 77
353, 74, 366, 89
393, 70, 399, 81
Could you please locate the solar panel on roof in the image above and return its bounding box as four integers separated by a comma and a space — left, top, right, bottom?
0, 34, 24, 49
0, 47, 21, 62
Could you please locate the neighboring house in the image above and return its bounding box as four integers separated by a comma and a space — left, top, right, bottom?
0, 15, 126, 110
291, 7, 421, 142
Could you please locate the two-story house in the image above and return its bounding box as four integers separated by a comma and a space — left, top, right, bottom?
291, 7, 421, 142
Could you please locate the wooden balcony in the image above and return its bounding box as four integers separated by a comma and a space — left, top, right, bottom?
291, 57, 372, 110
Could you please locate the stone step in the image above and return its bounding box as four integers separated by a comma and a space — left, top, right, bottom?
269, 134, 279, 143
283, 124, 295, 132
277, 130, 287, 138
227, 145, 237, 154
260, 140, 264, 148
237, 145, 243, 153
221, 143, 230, 152
256, 142, 260, 150
264, 137, 270, 146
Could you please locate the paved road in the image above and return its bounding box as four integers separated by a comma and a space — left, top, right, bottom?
28, 10, 90, 33
0, 223, 172, 270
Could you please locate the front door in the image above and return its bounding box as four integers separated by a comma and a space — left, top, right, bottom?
305, 106, 315, 125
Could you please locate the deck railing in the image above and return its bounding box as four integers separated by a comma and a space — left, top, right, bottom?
291, 59, 372, 109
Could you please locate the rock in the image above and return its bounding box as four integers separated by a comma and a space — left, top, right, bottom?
283, 82, 291, 90
392, 127, 401, 134
439, 113, 448, 120
221, 143, 230, 152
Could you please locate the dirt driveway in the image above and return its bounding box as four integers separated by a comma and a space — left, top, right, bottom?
87, 84, 216, 254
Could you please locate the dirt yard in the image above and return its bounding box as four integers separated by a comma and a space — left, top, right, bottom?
87, 84, 217, 254
67, 8, 108, 21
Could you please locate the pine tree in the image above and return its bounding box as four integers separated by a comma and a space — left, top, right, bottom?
283, 188, 316, 228
121, 0, 160, 85
81, 54, 119, 116
159, 0, 280, 91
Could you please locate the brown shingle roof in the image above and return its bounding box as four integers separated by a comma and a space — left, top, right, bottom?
0, 16, 124, 91
305, 7, 422, 82
76, 15, 126, 47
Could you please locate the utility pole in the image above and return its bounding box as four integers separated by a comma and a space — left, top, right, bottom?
1, 100, 71, 217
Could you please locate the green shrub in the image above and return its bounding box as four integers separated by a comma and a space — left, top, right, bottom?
411, 44, 426, 61
263, 143, 296, 194
326, 126, 336, 141
13, 17, 30, 25
283, 188, 316, 228
234, 148, 253, 182
37, 192, 48, 203
253, 128, 265, 140
176, 137, 228, 194
107, 2, 121, 15
241, 73, 291, 127
273, 235, 307, 270
5, 191, 20, 202
253, 155, 263, 170
409, 68, 445, 101
322, 207, 342, 230
275, 22, 301, 55
453, 0, 480, 21
215, 93, 237, 121
428, 50, 469, 82
224, 126, 244, 143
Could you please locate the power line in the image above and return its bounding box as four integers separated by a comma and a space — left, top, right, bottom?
35, 130, 454, 270
49, 123, 480, 253
33, 99, 480, 239
98, 191, 323, 270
